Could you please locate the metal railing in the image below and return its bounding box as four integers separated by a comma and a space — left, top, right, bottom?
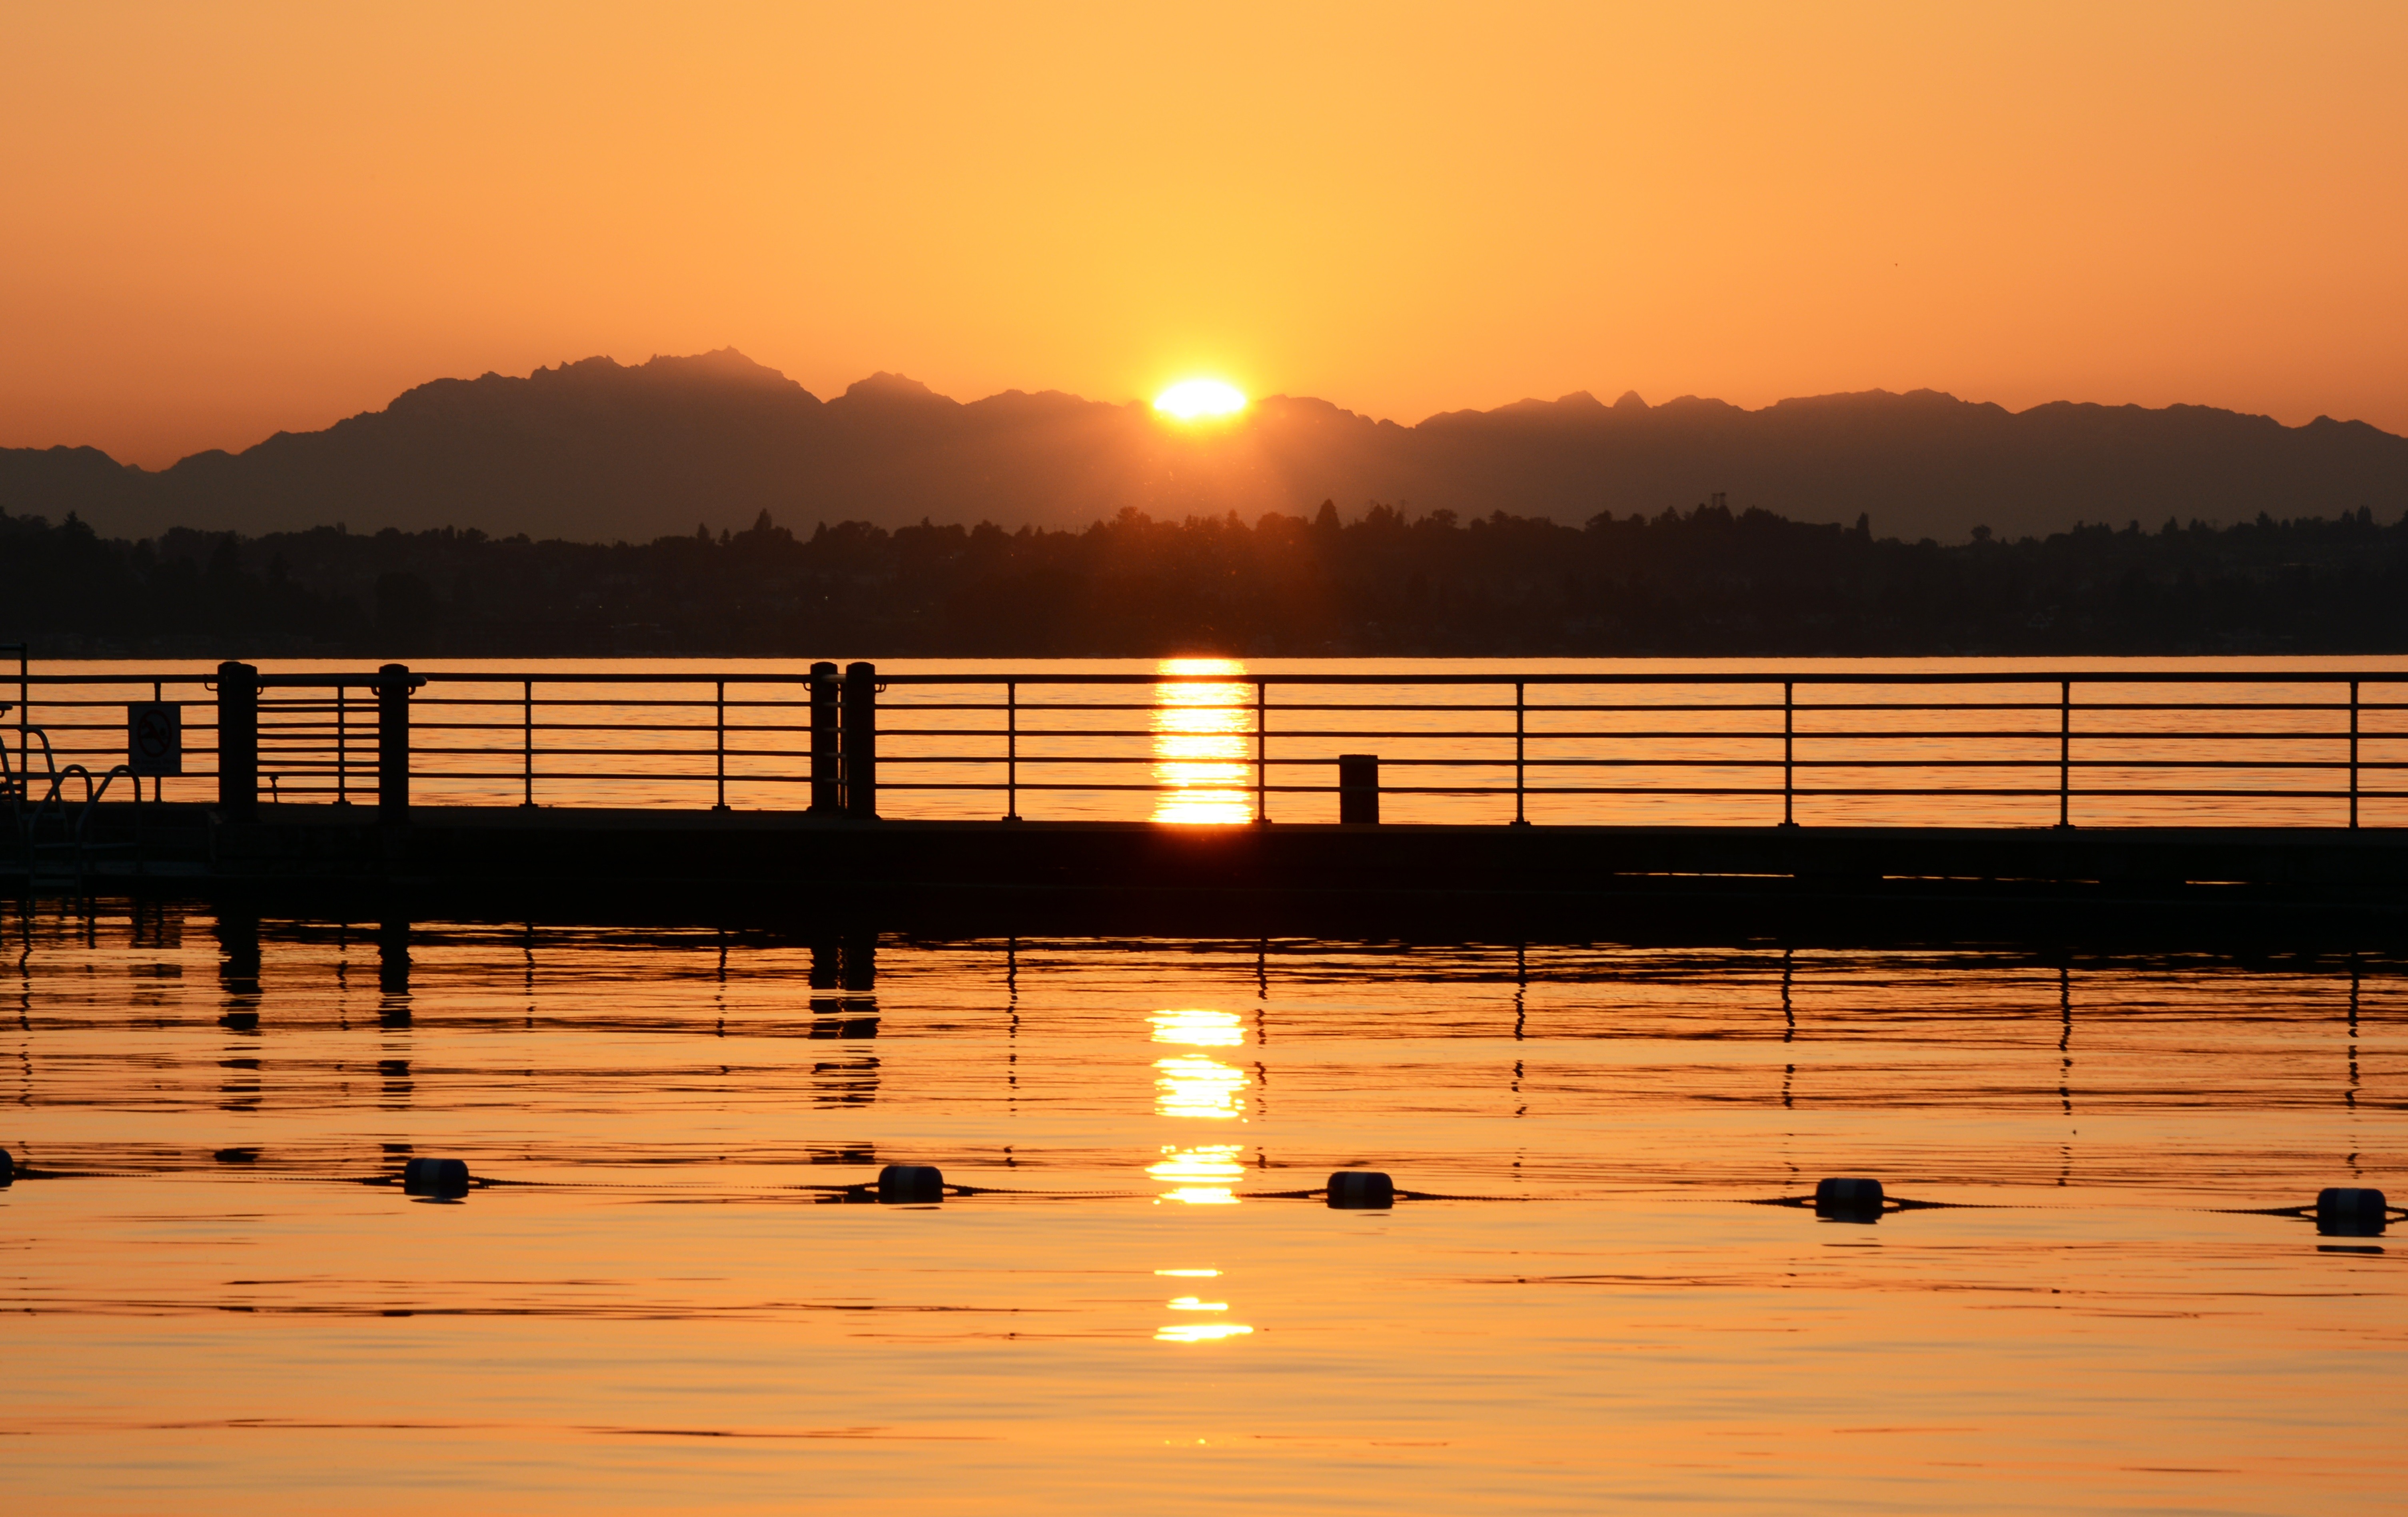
3, 664, 2405, 829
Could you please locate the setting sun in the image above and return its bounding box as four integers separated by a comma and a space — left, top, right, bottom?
1152, 379, 1247, 421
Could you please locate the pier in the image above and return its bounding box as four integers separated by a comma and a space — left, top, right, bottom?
7, 661, 2407, 932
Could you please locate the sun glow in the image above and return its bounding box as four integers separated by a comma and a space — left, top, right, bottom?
1152, 379, 1247, 420
1152, 657, 1252, 824
1149, 1144, 1246, 1206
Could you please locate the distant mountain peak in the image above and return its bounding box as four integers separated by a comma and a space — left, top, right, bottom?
1612, 390, 1648, 411
839, 371, 952, 405
635, 348, 804, 390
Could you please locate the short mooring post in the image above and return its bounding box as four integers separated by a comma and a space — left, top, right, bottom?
216, 661, 259, 821
1338, 754, 1380, 823
808, 662, 841, 813
843, 661, 878, 819
378, 663, 412, 825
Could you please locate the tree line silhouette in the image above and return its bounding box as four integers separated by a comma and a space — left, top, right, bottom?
7, 497, 2406, 657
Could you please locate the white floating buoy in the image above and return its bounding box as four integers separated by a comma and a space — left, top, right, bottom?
402, 1157, 471, 1197
1326, 1170, 1396, 1209
2316, 1187, 2388, 1237
879, 1164, 944, 1204
1814, 1176, 1885, 1221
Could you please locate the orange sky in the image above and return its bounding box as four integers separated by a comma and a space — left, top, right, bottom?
4, 2, 2404, 469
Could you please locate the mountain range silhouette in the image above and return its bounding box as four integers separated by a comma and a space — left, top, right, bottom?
6, 348, 2404, 542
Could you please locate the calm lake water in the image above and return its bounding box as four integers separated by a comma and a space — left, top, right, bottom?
4, 899, 2402, 1513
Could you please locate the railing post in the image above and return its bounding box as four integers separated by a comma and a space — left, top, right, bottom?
2057, 678, 2073, 829
1512, 681, 1528, 826
216, 660, 258, 821
1338, 754, 1380, 823
1781, 680, 1797, 827
2349, 679, 2360, 830
808, 662, 841, 814
521, 679, 535, 808
1004, 680, 1020, 821
713, 679, 729, 812
378, 663, 411, 825
843, 661, 878, 820
335, 683, 349, 805
1254, 680, 1268, 824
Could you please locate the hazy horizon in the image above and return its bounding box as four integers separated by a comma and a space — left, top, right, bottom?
32, 350, 2406, 474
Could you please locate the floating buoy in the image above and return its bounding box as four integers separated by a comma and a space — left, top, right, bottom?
2316, 1187, 2388, 1238
402, 1157, 471, 1197
1814, 1176, 1885, 1221
1326, 1170, 1396, 1209
0, 1146, 12, 1186
878, 1164, 944, 1204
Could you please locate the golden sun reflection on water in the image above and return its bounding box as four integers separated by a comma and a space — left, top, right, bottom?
1148, 1143, 1244, 1206
1150, 1008, 1245, 1047
1154, 1262, 1253, 1343
1156, 1322, 1256, 1344
1150, 1010, 1251, 1202
1152, 657, 1252, 823
1154, 1055, 1249, 1119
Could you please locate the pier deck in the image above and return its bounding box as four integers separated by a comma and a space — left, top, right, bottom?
20, 802, 2408, 935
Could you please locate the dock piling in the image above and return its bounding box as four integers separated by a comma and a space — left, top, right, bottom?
377, 664, 411, 825
808, 662, 840, 813
843, 662, 878, 819
1338, 754, 1380, 823
216, 661, 259, 821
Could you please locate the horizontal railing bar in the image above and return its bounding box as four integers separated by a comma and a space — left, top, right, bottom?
359, 728, 2408, 746
446, 728, 2408, 749
857, 755, 2407, 771
882, 725, 2408, 742
60, 780, 2408, 801
41, 696, 2408, 725
349, 751, 2408, 773
27, 668, 2408, 691
854, 671, 2408, 687
875, 789, 2404, 805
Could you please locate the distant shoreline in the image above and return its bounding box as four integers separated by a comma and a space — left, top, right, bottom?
6, 500, 2405, 659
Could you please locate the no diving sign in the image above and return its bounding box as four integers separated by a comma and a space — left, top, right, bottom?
128, 703, 182, 776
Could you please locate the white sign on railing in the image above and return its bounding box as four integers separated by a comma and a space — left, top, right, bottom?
128, 703, 182, 776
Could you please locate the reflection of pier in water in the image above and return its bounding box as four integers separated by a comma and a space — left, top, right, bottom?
809, 931, 880, 1105
0, 901, 2395, 1207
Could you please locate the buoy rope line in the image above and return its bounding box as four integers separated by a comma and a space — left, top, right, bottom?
1, 1168, 2396, 1223
1745, 1195, 2037, 1213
